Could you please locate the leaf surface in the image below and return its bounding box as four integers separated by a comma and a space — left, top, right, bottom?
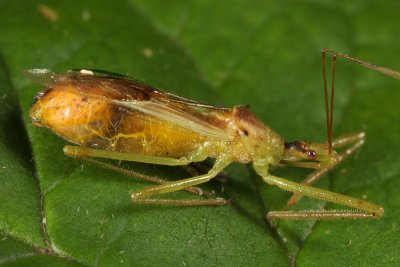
0, 0, 399, 266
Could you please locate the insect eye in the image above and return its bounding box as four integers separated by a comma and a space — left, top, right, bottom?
307, 150, 317, 159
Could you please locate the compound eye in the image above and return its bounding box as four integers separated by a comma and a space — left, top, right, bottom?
307, 150, 317, 159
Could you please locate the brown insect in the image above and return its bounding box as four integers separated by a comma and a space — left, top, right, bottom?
26, 49, 399, 220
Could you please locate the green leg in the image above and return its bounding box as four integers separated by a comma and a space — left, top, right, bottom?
65, 145, 232, 206
131, 157, 232, 205
254, 165, 384, 220
75, 156, 206, 196
186, 162, 230, 183
63, 145, 207, 166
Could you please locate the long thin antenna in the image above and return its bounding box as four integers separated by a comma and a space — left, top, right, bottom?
322, 50, 333, 153
321, 48, 400, 153
329, 55, 337, 154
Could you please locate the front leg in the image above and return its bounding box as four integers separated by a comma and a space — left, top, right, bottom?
253, 164, 384, 220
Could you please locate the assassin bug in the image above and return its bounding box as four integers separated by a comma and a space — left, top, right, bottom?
26, 49, 399, 219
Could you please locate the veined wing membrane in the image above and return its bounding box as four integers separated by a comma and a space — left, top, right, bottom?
27, 69, 233, 142
113, 99, 232, 141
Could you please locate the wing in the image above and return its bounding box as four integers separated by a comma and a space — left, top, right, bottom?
25, 69, 234, 142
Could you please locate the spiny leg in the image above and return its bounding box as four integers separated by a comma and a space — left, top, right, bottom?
286, 132, 365, 208
131, 157, 232, 206
253, 165, 384, 220
267, 210, 376, 220
74, 155, 209, 196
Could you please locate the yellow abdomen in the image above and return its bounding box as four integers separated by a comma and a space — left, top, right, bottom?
30, 87, 208, 158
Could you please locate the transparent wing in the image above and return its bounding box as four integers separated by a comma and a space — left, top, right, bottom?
114, 99, 232, 141
23, 69, 56, 86
25, 69, 233, 141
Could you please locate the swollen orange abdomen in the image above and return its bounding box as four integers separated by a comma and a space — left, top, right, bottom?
30, 86, 207, 157
30, 87, 114, 145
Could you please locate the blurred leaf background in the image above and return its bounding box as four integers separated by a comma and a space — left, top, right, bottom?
0, 0, 399, 266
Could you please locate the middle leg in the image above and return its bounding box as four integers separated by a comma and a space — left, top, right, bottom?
76, 156, 209, 196
130, 157, 232, 206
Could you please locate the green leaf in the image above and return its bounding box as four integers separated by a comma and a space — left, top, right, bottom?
1, 0, 399, 266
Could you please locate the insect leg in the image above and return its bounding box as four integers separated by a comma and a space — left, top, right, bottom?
75, 156, 207, 196
64, 145, 196, 166
182, 162, 229, 183
253, 165, 384, 219
131, 157, 232, 206
286, 132, 365, 208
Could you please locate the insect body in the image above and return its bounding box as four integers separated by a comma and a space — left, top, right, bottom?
26, 50, 397, 220
30, 71, 280, 164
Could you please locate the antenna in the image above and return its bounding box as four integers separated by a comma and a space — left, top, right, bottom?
321, 50, 336, 154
